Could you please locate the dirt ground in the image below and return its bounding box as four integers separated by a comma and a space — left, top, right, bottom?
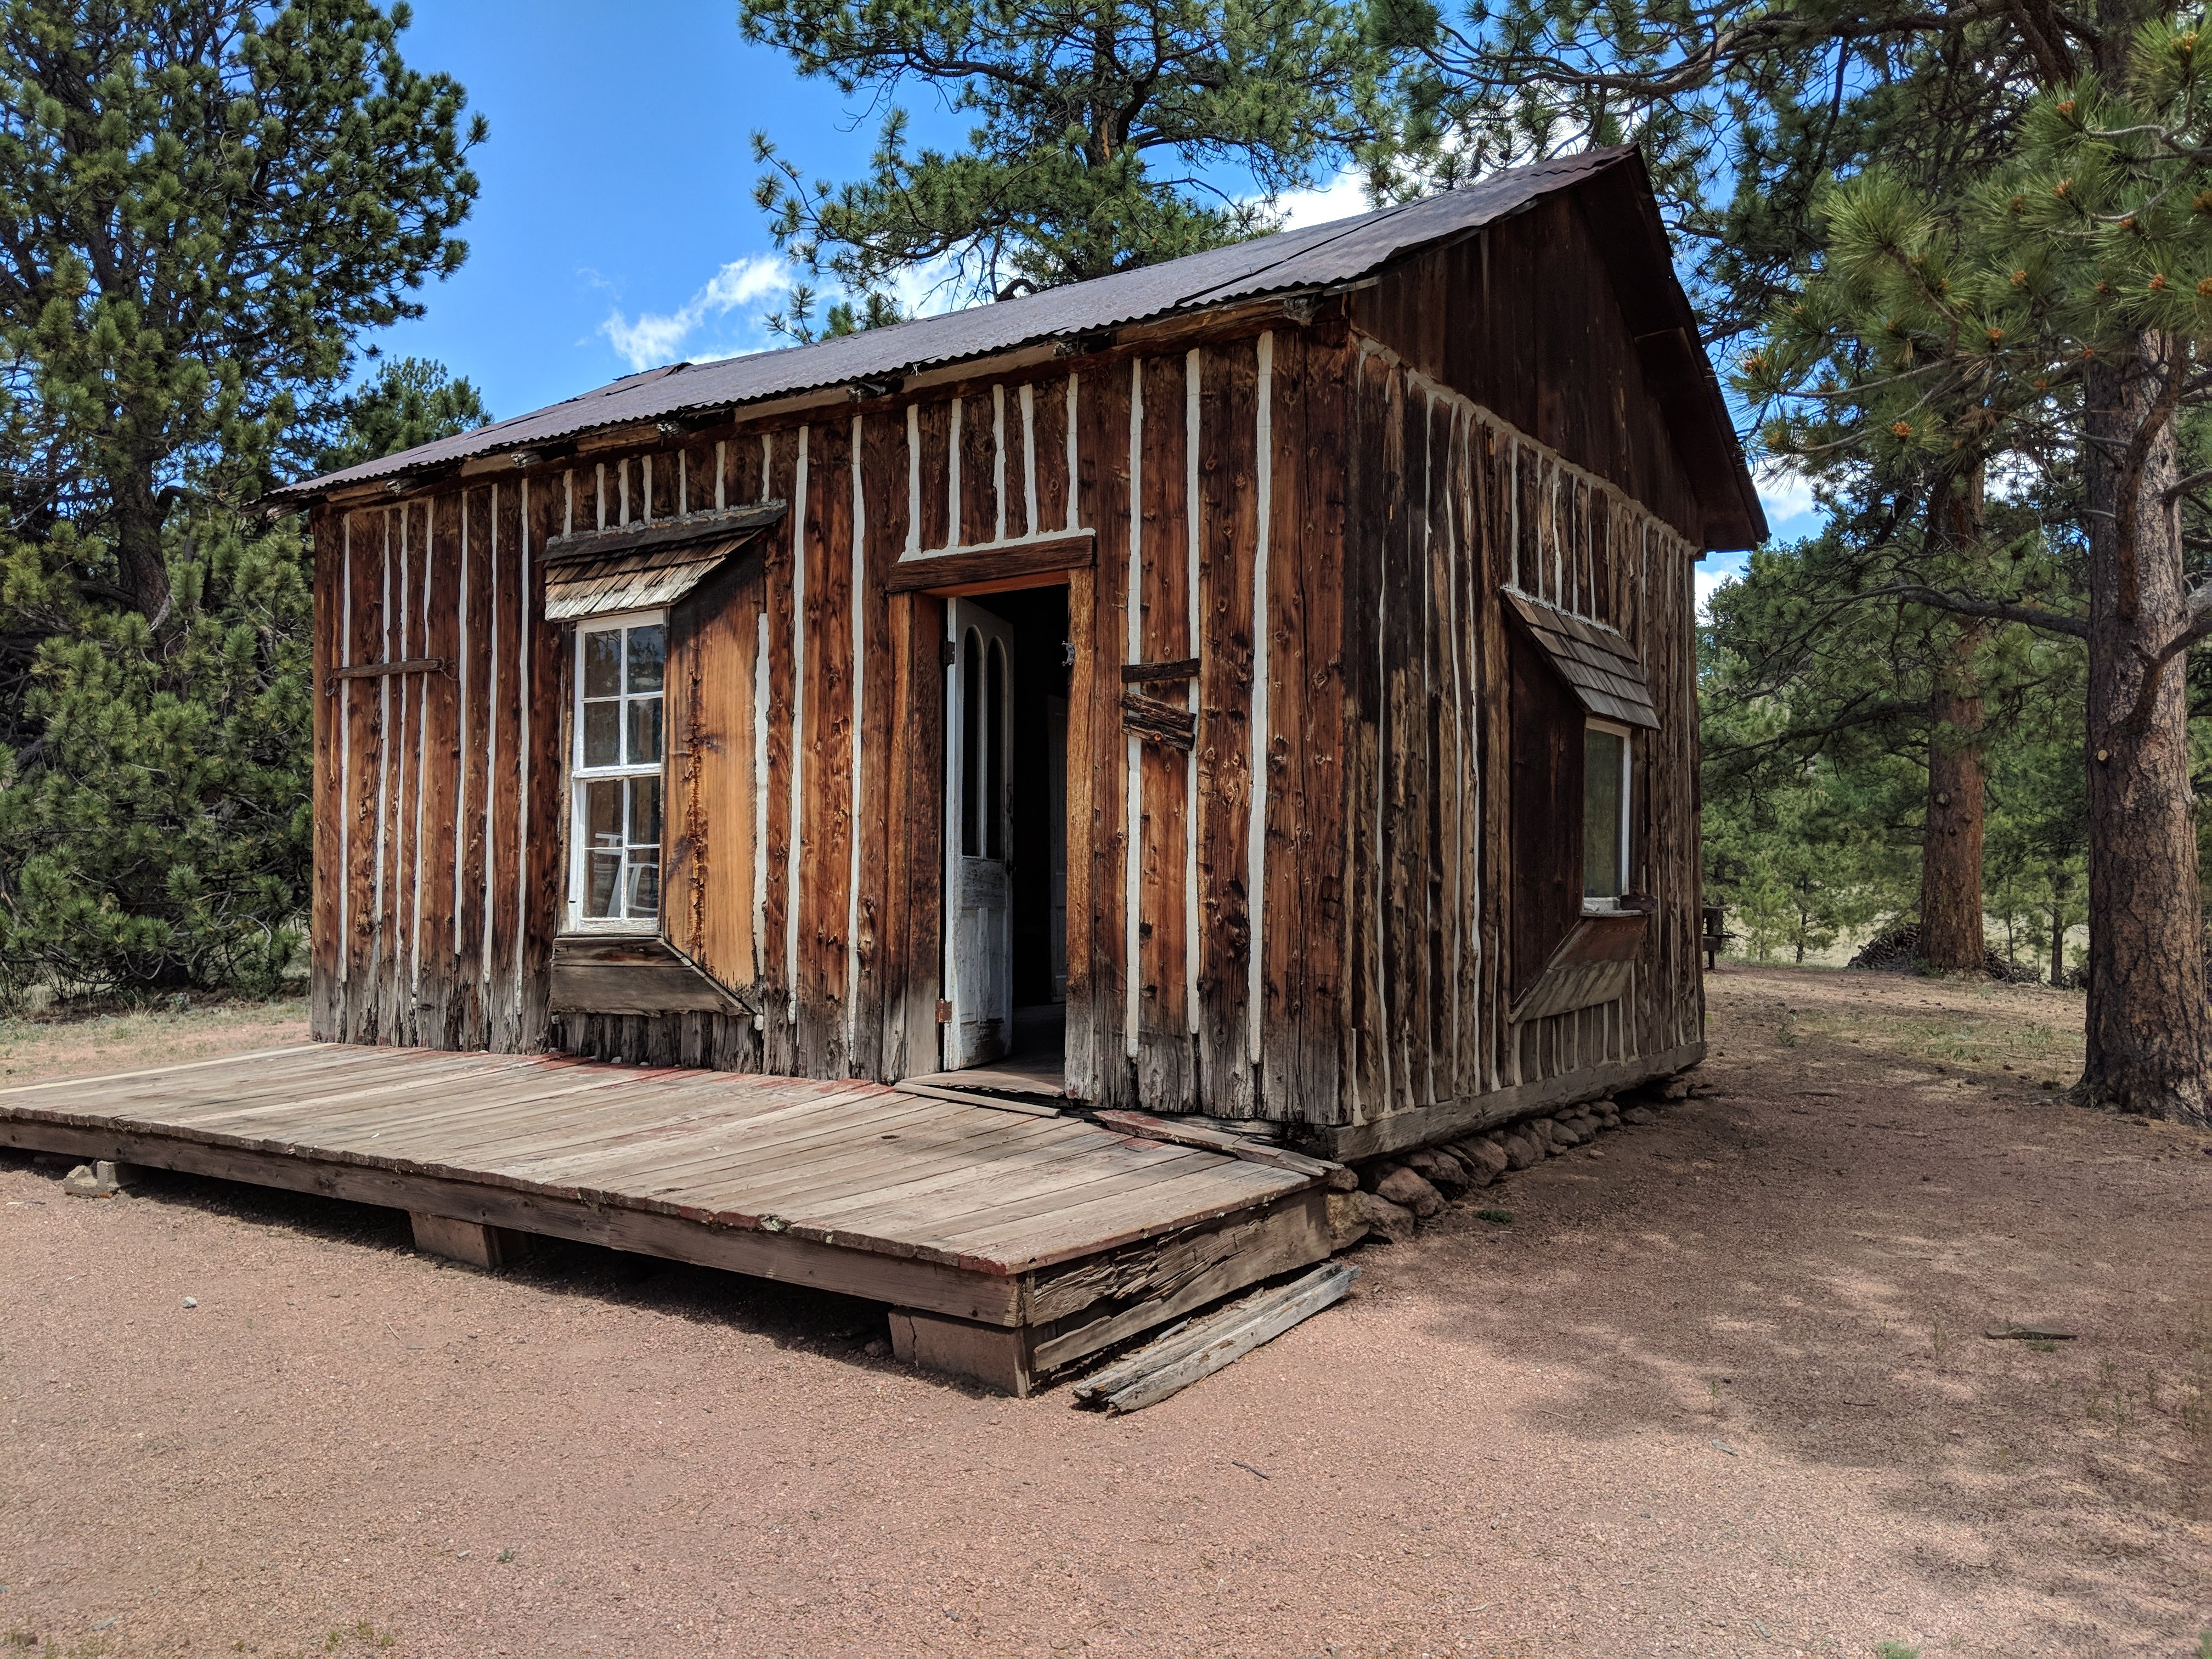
3, 966, 2207, 1659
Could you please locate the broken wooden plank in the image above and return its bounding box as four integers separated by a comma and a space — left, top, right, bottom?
1091, 1108, 1338, 1180
892, 1080, 1063, 1117
1071, 1259, 1359, 1412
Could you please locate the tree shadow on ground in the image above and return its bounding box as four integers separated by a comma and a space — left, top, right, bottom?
1364, 981, 2207, 1651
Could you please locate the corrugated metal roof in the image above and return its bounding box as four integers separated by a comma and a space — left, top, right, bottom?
281, 149, 1631, 501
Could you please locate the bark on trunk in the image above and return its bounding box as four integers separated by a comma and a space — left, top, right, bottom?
1921, 628, 1988, 972
1919, 467, 1988, 973
111, 460, 173, 626
2079, 335, 2211, 1125
2049, 873, 2069, 989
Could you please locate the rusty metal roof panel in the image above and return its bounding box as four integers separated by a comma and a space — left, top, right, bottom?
280, 150, 1630, 502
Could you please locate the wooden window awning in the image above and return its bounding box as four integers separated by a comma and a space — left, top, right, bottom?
550, 934, 754, 1016
1503, 589, 1659, 730
1509, 911, 1645, 1023
542, 500, 787, 622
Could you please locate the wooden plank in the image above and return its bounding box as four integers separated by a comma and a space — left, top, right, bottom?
1382, 365, 1427, 1115
1135, 352, 1195, 1113
1424, 392, 1459, 1104
1194, 337, 1259, 1114
1090, 1108, 1334, 1180
758, 428, 801, 1064
309, 510, 343, 1037
933, 1157, 1298, 1271
456, 487, 493, 1037
1309, 1036, 1705, 1161
342, 510, 382, 1036
817, 1144, 1221, 1249
1068, 366, 1133, 1108
1001, 382, 1029, 541
489, 480, 528, 1045
883, 533, 1094, 594
519, 473, 571, 1053
798, 415, 856, 1077
851, 409, 910, 1080
1257, 331, 1341, 1124
1069, 1259, 1357, 1412
1032, 374, 1071, 535
915, 398, 952, 551
0, 1114, 1026, 1323
888, 1308, 1035, 1395
958, 390, 997, 546
417, 493, 464, 1043
1342, 351, 1388, 1119
665, 552, 764, 995
409, 1210, 530, 1269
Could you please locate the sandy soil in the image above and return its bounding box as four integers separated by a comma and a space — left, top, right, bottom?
2, 967, 2207, 1659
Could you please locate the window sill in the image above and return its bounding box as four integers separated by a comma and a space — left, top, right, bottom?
563, 918, 663, 936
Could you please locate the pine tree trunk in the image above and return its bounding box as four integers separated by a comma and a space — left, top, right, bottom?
1917, 466, 1989, 972
112, 459, 173, 625
2079, 335, 2212, 1125
1921, 628, 1987, 972
2049, 878, 2067, 988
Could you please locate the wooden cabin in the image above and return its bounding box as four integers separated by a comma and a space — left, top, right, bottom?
279, 146, 1763, 1165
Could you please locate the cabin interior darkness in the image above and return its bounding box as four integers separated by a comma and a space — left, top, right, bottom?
965, 583, 1070, 1074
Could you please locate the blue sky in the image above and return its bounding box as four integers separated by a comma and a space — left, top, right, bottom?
372, 2, 1819, 590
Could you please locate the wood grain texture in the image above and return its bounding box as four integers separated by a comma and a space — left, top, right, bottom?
1193, 338, 1258, 1114
304, 305, 1708, 1136
1068, 366, 1133, 1109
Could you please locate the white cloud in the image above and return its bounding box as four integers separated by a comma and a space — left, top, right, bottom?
1754, 460, 1819, 533
600, 254, 790, 371
1272, 171, 1373, 232
1695, 551, 1748, 620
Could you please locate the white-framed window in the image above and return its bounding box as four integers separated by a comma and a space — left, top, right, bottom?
1583, 718, 1632, 906
568, 611, 666, 931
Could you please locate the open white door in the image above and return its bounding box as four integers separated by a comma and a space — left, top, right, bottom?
945, 600, 1015, 1067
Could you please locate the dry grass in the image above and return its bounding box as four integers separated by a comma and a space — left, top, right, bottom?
0, 998, 308, 1089
1771, 971, 2086, 1088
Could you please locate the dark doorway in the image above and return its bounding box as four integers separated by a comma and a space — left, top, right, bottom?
934, 582, 1068, 1093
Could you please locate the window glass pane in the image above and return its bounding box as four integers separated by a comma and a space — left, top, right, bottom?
586, 852, 622, 918
627, 624, 665, 693
626, 857, 661, 919
629, 776, 662, 849
585, 779, 625, 849
1584, 729, 1626, 897
583, 701, 620, 767
583, 629, 623, 698
627, 696, 663, 766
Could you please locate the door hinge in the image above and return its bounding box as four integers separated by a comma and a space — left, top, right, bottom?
939, 638, 958, 668
936, 998, 953, 1024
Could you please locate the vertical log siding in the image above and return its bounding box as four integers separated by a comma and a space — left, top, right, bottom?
309, 312, 1706, 1139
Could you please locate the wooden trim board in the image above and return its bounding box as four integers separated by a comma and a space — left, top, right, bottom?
1304, 1040, 1706, 1161
885, 532, 1094, 594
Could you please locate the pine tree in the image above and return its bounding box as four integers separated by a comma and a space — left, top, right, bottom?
0, 1, 483, 998
740, 0, 1398, 310
1746, 22, 2212, 1124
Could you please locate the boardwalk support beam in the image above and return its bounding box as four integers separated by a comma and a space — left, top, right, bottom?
410, 1211, 531, 1269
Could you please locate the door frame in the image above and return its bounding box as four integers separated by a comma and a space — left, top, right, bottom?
907, 568, 1086, 1081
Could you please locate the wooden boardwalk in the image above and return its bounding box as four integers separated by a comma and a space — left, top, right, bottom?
0, 1044, 1334, 1393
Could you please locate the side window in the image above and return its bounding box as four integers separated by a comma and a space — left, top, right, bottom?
571, 614, 665, 929
1582, 721, 1631, 904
